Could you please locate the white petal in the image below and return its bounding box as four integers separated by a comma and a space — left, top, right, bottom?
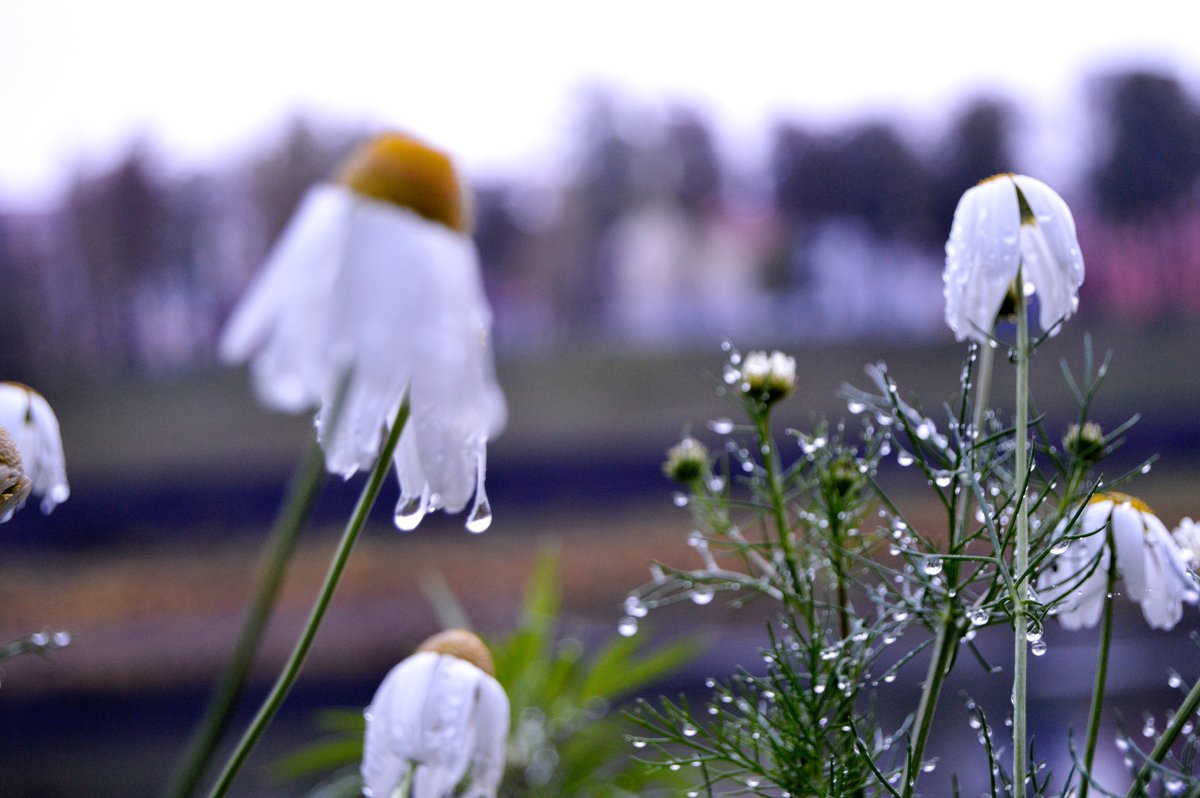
411, 656, 485, 798
1110, 503, 1147, 596
463, 674, 511, 798
221, 185, 353, 412
362, 653, 440, 798
943, 176, 1022, 341
1012, 175, 1084, 334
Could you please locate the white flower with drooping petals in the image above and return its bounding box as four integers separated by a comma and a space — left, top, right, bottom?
362, 629, 509, 798
220, 133, 506, 532
1039, 494, 1197, 631
943, 173, 1085, 343
0, 382, 69, 520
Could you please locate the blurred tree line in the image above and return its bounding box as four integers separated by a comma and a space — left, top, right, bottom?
2, 67, 1200, 386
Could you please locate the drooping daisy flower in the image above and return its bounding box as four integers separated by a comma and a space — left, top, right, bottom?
220, 132, 506, 531
943, 173, 1085, 343
362, 629, 509, 798
0, 382, 69, 520
734, 350, 795, 405
1039, 494, 1197, 630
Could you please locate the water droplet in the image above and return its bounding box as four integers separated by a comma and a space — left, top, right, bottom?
618, 617, 638, 637
631, 737, 647, 749
30, 632, 47, 647
394, 492, 428, 531
1025, 625, 1043, 644
1143, 718, 1156, 738
682, 724, 698, 737
1141, 463, 1153, 474
52, 631, 71, 647
709, 417, 734, 434
624, 596, 649, 618
672, 492, 689, 507
1169, 672, 1183, 689
814, 681, 827, 694
897, 451, 914, 467
691, 587, 715, 605
708, 476, 726, 492
969, 608, 989, 626
466, 496, 492, 534
723, 365, 740, 385
1031, 640, 1047, 656
1050, 539, 1070, 556
848, 400, 866, 414
935, 473, 953, 488
922, 557, 943, 576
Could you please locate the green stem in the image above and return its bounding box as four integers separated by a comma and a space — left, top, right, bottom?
165, 438, 327, 798
904, 344, 995, 797
205, 393, 410, 798
755, 410, 803, 600
1081, 526, 1119, 798
1013, 274, 1031, 796
1126, 677, 1200, 796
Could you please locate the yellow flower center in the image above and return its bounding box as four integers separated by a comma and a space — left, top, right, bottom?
977, 172, 1016, 186
337, 133, 469, 233
1091, 491, 1154, 515
417, 628, 495, 676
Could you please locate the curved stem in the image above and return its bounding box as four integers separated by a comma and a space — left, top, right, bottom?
165, 438, 327, 798
1081, 526, 1119, 798
205, 393, 410, 798
1013, 274, 1031, 796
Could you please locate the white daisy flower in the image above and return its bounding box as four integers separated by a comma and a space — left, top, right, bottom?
739, 350, 796, 402
220, 133, 506, 531
943, 173, 1085, 343
362, 629, 509, 798
1039, 494, 1197, 631
0, 382, 69, 520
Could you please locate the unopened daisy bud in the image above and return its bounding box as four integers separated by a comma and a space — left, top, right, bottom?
663, 437, 709, 484
415, 628, 495, 676
1063, 421, 1104, 463
824, 453, 863, 501
338, 132, 469, 233
741, 350, 796, 404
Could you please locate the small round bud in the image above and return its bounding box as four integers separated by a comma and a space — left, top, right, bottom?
1063, 421, 1104, 463
823, 453, 863, 501
663, 437, 708, 484
741, 350, 796, 404
416, 628, 495, 676
338, 132, 469, 233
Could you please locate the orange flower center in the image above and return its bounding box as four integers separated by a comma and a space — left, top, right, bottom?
1091, 491, 1154, 515
417, 628, 495, 676
337, 133, 469, 233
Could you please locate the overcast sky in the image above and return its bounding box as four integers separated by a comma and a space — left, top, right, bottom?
3, 1, 1198, 205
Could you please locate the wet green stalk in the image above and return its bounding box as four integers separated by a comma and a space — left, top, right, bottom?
1080, 527, 1119, 798
1013, 278, 1031, 796
206, 393, 410, 798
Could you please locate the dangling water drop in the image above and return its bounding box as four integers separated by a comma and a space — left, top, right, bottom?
395, 491, 429, 531
709, 417, 735, 434
465, 454, 493, 533
897, 451, 914, 467
618, 616, 638, 637
1050, 539, 1070, 556
922, 557, 943, 576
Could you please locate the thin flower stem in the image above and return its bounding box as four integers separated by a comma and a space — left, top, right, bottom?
904, 343, 994, 797
1126, 676, 1200, 796
1013, 276, 1031, 796
165, 438, 327, 798
755, 410, 803, 601
205, 392, 411, 798
1080, 526, 1119, 798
